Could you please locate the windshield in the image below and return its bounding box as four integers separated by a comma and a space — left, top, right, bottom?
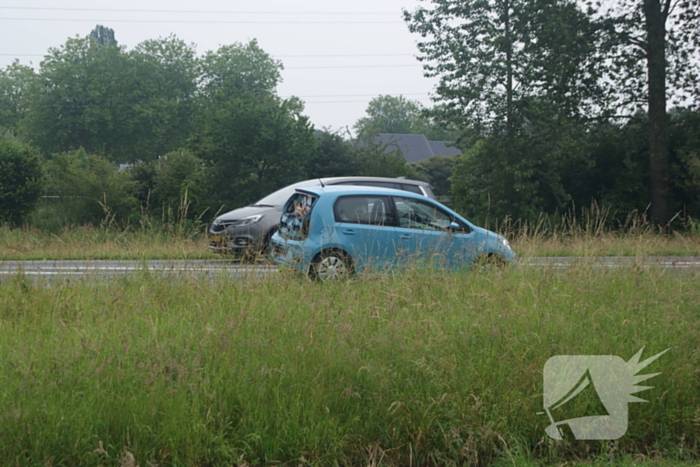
253, 179, 322, 207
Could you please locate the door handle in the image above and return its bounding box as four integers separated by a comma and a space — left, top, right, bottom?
399, 234, 412, 240
341, 229, 356, 236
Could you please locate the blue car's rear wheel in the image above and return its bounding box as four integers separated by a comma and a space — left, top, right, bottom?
311, 250, 354, 281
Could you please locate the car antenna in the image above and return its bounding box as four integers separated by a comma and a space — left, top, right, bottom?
319, 178, 325, 187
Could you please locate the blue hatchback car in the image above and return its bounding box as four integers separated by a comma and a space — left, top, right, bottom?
270, 186, 517, 280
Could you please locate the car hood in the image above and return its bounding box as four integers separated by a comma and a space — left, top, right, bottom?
215, 204, 282, 222
471, 225, 517, 259
471, 224, 498, 238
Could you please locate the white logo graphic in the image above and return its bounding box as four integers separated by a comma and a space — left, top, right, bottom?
542, 347, 668, 440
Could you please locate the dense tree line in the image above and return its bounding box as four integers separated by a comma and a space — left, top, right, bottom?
1, 0, 699, 232
405, 0, 700, 226
0, 27, 409, 229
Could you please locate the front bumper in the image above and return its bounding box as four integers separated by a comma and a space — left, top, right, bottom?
208, 233, 262, 255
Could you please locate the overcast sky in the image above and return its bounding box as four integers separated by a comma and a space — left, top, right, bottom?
0, 0, 439, 134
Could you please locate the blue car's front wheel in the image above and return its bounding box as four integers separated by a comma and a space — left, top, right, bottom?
473, 254, 508, 270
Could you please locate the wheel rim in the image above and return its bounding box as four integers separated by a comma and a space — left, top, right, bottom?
316, 255, 348, 280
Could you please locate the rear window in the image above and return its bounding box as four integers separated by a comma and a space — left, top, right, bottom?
398, 183, 423, 195
334, 196, 396, 226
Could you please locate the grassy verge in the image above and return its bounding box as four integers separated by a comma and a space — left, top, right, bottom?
0, 266, 698, 466
511, 230, 700, 258
1, 223, 699, 261
0, 225, 219, 260
501, 208, 700, 257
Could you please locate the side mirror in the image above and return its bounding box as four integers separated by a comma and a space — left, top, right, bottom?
449, 221, 461, 232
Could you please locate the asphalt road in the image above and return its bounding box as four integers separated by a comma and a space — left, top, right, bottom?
0, 257, 699, 282
523, 256, 700, 269
0, 259, 276, 282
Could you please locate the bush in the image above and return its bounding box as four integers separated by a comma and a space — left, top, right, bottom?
0, 136, 43, 225
39, 148, 136, 228
151, 151, 206, 222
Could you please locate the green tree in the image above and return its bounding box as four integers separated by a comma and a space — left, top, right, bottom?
21, 28, 198, 162
0, 61, 36, 133
0, 136, 43, 224
354, 95, 460, 142
195, 94, 315, 211
198, 40, 282, 97
405, 0, 606, 143
452, 139, 542, 223
128, 36, 198, 158
354, 95, 426, 136
573, 118, 650, 218
193, 40, 315, 211
305, 130, 361, 179
408, 155, 457, 198
89, 24, 118, 46
406, 0, 609, 220
21, 32, 137, 160
668, 109, 700, 219
127, 160, 157, 210
604, 0, 700, 224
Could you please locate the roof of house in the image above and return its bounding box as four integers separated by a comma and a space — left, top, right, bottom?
427, 141, 462, 158
374, 133, 461, 163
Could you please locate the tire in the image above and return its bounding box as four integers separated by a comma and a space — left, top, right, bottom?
474, 254, 508, 270
310, 250, 354, 281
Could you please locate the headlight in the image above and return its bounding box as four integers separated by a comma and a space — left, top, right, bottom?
238, 214, 263, 226
498, 237, 512, 250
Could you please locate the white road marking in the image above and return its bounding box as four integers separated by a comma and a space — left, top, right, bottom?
0, 258, 697, 280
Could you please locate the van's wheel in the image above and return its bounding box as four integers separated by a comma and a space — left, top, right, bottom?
310, 250, 353, 281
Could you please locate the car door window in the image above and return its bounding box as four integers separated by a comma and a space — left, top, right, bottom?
393, 197, 453, 230
334, 196, 395, 226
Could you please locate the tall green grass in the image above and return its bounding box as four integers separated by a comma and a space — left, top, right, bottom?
497, 205, 700, 257
1, 194, 217, 260
0, 224, 217, 260
0, 266, 697, 466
